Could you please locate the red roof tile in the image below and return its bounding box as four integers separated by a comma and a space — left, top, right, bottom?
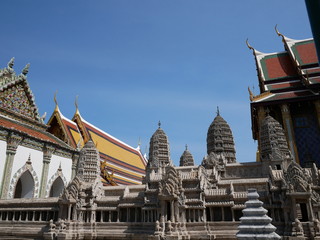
264, 54, 296, 80
295, 42, 318, 65
0, 117, 65, 145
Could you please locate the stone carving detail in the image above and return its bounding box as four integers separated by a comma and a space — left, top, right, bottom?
61, 176, 81, 202
77, 140, 100, 183
148, 122, 172, 168
293, 218, 304, 236
179, 145, 194, 166
206, 111, 236, 163
6, 133, 22, 153
285, 161, 310, 193
43, 145, 55, 162
8, 156, 39, 198
259, 115, 292, 165
159, 166, 181, 197
45, 166, 67, 197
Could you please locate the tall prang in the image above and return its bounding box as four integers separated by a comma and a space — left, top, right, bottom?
206, 109, 236, 163
77, 140, 100, 183
148, 122, 172, 168
259, 115, 292, 170
179, 145, 194, 166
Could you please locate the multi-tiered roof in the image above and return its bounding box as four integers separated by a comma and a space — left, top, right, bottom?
47, 102, 147, 186
248, 29, 320, 139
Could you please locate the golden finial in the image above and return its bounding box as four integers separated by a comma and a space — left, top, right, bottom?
275, 24, 283, 37
246, 38, 254, 50
54, 91, 59, 112
75, 95, 79, 114
248, 86, 255, 101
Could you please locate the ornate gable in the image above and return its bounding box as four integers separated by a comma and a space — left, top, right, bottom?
285, 161, 310, 192
0, 58, 41, 122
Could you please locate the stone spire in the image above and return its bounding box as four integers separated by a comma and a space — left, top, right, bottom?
77, 140, 100, 183
148, 122, 172, 168
237, 189, 281, 240
259, 115, 292, 168
206, 111, 236, 163
179, 145, 195, 166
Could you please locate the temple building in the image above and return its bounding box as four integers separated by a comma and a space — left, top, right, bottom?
247, 28, 320, 168
47, 96, 147, 186
0, 59, 78, 200
0, 31, 320, 239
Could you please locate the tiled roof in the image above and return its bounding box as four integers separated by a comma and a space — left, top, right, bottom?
76, 114, 147, 185
251, 36, 319, 104
0, 115, 71, 149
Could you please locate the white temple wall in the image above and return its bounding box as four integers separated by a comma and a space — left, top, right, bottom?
48, 155, 72, 186
0, 140, 7, 192
11, 146, 43, 184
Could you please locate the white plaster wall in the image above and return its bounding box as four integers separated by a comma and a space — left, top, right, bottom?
0, 140, 7, 191
48, 154, 72, 187
12, 146, 43, 183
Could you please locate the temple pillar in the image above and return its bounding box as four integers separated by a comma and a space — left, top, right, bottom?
39, 145, 55, 198
71, 153, 79, 179
257, 106, 266, 157
0, 133, 22, 199
171, 200, 174, 222
292, 198, 297, 221
280, 104, 299, 163
308, 198, 314, 221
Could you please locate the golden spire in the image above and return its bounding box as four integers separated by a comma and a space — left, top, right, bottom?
75, 95, 80, 115
54, 91, 59, 112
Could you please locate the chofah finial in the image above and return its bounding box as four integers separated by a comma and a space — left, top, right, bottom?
54, 91, 59, 111
246, 38, 254, 51
22, 63, 30, 76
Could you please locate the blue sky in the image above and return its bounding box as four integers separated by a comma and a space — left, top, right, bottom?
1, 1, 312, 165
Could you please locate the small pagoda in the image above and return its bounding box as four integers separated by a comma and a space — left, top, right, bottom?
237, 189, 281, 240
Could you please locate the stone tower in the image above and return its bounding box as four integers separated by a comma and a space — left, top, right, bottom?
179, 145, 195, 166
259, 115, 292, 170
207, 110, 236, 163
148, 122, 172, 168
77, 140, 100, 183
